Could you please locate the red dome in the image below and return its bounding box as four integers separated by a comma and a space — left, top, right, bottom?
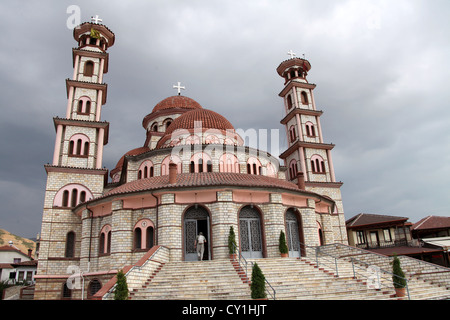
165, 109, 234, 135
152, 95, 202, 113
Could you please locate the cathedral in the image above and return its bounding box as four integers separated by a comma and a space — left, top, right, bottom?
34, 19, 347, 299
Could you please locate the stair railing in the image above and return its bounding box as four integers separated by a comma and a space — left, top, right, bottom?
308, 243, 411, 299
231, 242, 276, 300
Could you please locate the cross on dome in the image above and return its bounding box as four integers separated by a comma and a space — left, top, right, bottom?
287, 50, 296, 59
173, 82, 185, 95
91, 15, 103, 24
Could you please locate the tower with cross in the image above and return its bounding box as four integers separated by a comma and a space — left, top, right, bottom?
35, 19, 116, 299
276, 53, 347, 243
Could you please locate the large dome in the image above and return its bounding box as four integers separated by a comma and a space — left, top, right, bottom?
156, 108, 238, 148
165, 108, 234, 135
152, 95, 203, 113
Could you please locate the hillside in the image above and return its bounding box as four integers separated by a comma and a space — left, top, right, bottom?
0, 229, 37, 259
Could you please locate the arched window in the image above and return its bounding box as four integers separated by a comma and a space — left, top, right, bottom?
163, 118, 173, 130
190, 153, 212, 173
68, 134, 90, 157
289, 159, 298, 180
84, 141, 89, 156
219, 154, 240, 173
76, 97, 92, 115
71, 189, 78, 207
134, 228, 142, 249
161, 155, 182, 175
62, 190, 69, 207
65, 231, 75, 258
88, 279, 102, 298
79, 191, 86, 203
301, 91, 309, 105
151, 122, 158, 132
99, 225, 111, 255
317, 221, 324, 246
247, 157, 262, 175
54, 184, 93, 208
287, 95, 293, 109
289, 125, 297, 143
84, 60, 94, 77
138, 160, 154, 180
133, 219, 154, 250
305, 122, 316, 137
311, 155, 326, 173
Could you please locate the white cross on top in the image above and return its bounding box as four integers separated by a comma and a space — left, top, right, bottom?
287, 50, 296, 59
173, 82, 185, 95
91, 15, 103, 24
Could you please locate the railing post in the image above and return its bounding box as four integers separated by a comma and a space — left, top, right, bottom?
351, 258, 356, 278
315, 246, 319, 267
334, 257, 339, 277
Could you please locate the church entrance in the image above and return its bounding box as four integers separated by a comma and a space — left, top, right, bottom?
184, 206, 210, 261
286, 209, 302, 258
239, 205, 263, 259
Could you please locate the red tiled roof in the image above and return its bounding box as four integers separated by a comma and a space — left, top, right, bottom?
152, 96, 203, 113
164, 108, 234, 136
110, 146, 150, 176
103, 172, 317, 198
412, 216, 450, 230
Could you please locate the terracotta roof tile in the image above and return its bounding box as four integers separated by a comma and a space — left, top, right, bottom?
164, 108, 234, 136
104, 172, 313, 198
152, 95, 202, 113
111, 146, 150, 175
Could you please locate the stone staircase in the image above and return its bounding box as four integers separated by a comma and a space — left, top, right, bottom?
315, 244, 450, 300
119, 244, 450, 300
129, 259, 251, 300
248, 257, 395, 300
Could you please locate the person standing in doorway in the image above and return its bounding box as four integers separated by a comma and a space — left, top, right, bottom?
195, 232, 206, 261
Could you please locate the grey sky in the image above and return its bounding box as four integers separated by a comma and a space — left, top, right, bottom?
1, 0, 449, 238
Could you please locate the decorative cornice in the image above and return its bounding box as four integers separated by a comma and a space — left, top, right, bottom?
65, 79, 108, 105
279, 140, 335, 159
280, 108, 323, 125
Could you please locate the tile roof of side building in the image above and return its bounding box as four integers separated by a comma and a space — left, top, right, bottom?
346, 213, 409, 228
412, 215, 450, 230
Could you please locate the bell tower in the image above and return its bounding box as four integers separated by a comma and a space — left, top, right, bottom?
35, 17, 115, 299
277, 50, 347, 244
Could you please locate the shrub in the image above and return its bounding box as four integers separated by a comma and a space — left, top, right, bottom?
392, 254, 407, 288
279, 230, 288, 254
228, 226, 237, 254
114, 269, 129, 300
250, 263, 266, 299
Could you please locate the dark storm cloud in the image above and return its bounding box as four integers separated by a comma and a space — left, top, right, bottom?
1, 0, 449, 237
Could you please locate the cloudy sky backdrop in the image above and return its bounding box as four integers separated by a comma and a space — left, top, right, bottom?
1, 0, 449, 238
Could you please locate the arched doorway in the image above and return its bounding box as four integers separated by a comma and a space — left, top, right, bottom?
184, 206, 210, 261
239, 205, 263, 259
286, 208, 303, 257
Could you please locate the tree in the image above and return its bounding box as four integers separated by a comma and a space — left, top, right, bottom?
279, 230, 288, 255
228, 226, 237, 255
114, 269, 129, 300
250, 263, 266, 299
